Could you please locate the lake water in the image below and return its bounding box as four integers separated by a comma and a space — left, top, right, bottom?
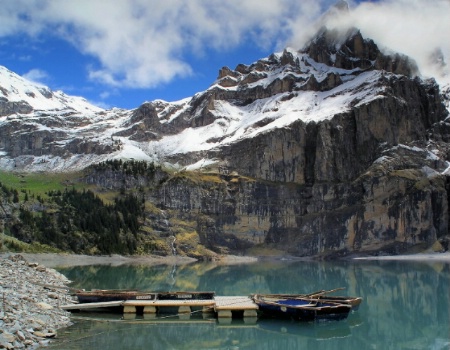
48, 259, 449, 350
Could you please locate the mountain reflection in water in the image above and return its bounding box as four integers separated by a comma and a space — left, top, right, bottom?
51, 259, 450, 350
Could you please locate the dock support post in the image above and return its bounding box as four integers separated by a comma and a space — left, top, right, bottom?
218, 317, 232, 324
178, 306, 191, 314
217, 310, 232, 318
143, 306, 157, 314
202, 306, 214, 314
143, 313, 157, 320
123, 306, 136, 314
243, 310, 258, 318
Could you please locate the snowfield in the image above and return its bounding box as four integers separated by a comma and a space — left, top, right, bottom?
1, 43, 449, 172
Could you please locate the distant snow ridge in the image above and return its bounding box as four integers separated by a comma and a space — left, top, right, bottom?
0, 27, 447, 172
0, 66, 102, 114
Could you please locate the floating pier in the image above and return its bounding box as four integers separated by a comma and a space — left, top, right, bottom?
60, 295, 259, 319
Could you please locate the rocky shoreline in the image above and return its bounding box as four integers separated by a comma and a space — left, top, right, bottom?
1, 250, 448, 349
0, 253, 257, 268
0, 254, 73, 349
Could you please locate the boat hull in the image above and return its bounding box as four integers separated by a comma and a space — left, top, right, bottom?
256, 293, 362, 311
76, 290, 215, 304
254, 297, 352, 321
156, 291, 215, 300
76, 291, 157, 303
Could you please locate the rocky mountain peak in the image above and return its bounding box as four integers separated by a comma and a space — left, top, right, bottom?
0, 65, 102, 117
301, 27, 419, 77
0, 25, 445, 174
333, 0, 350, 12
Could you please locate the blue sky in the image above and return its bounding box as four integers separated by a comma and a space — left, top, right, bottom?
0, 0, 448, 110
0, 32, 269, 109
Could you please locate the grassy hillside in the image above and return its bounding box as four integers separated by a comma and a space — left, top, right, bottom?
0, 164, 218, 259
0, 171, 88, 199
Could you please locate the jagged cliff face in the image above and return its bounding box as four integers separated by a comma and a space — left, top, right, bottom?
140, 29, 449, 257
145, 148, 448, 257
1, 27, 450, 257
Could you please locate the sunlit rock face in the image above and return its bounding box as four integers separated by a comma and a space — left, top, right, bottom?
2, 26, 450, 257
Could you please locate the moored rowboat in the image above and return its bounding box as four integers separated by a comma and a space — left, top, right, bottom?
257, 288, 362, 311
75, 289, 215, 303
75, 290, 156, 303
252, 294, 352, 321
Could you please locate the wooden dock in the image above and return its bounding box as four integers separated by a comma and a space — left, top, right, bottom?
60, 296, 258, 318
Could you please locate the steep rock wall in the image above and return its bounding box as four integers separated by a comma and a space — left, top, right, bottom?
148, 146, 448, 257
216, 75, 447, 184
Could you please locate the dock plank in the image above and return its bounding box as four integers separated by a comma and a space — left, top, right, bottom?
214, 296, 258, 311
60, 296, 259, 313
123, 300, 216, 307
60, 301, 124, 310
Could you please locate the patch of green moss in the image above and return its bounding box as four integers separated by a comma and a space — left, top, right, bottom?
390, 169, 420, 181
2, 234, 62, 253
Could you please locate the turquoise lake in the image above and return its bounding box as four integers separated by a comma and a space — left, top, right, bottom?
48, 259, 449, 349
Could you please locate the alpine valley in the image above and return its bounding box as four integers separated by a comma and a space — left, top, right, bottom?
1, 25, 450, 259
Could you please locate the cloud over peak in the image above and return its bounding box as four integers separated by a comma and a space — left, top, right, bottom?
324, 0, 450, 82
1, 0, 449, 89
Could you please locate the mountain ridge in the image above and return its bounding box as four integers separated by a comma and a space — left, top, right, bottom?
2, 26, 443, 174
1, 25, 450, 258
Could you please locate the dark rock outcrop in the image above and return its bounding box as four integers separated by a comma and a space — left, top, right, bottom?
0, 98, 33, 116
303, 27, 419, 77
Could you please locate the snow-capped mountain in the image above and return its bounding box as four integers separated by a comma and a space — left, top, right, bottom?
2, 24, 450, 258
0, 66, 102, 114
0, 27, 448, 174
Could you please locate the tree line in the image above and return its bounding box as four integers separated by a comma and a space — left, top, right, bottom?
3, 184, 145, 255
92, 159, 159, 178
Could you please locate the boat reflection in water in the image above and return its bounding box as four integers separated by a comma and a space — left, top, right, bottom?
53, 312, 364, 350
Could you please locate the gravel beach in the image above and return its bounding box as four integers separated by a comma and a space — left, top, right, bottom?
0, 254, 74, 349
1, 250, 447, 349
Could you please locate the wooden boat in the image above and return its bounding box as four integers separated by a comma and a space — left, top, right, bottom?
156, 291, 215, 300
258, 288, 362, 311
75, 289, 215, 304
252, 294, 352, 321
75, 289, 157, 303
313, 295, 362, 311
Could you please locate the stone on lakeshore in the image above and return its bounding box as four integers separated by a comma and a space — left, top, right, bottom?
28, 262, 39, 268
36, 302, 53, 310
23, 340, 34, 346
33, 331, 47, 338
9, 321, 21, 333
47, 292, 59, 299
8, 255, 26, 263
16, 331, 25, 341
0, 341, 14, 350
0, 333, 15, 349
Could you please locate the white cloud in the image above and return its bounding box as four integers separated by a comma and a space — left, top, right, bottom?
99, 91, 111, 100
22, 68, 50, 84
1, 0, 335, 88
318, 0, 450, 83
2, 0, 449, 88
